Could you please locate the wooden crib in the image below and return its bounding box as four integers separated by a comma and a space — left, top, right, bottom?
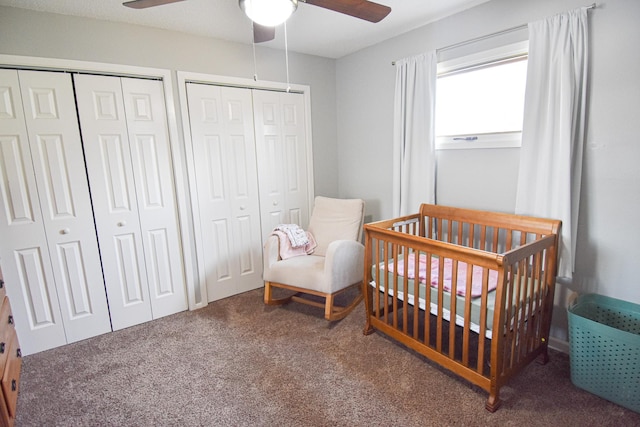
362, 204, 561, 411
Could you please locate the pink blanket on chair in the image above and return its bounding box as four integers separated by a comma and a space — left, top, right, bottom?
272, 230, 317, 260
383, 253, 498, 297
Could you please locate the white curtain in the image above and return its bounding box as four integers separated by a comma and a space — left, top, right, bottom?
392, 51, 437, 216
515, 8, 589, 279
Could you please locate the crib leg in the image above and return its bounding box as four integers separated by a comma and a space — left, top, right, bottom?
363, 323, 375, 335
485, 392, 501, 412
537, 346, 550, 365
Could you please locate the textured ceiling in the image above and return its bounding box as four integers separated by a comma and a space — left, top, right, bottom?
0, 0, 491, 58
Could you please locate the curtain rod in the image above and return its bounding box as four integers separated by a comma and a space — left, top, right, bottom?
391, 3, 596, 66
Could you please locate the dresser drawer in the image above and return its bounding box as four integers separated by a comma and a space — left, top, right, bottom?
1, 334, 21, 420
0, 299, 12, 373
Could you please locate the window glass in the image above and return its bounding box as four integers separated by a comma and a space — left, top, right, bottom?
435, 42, 528, 149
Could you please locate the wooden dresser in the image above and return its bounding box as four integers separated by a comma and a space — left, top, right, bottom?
0, 267, 21, 427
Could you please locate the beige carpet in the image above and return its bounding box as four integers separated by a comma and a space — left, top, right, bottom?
15, 288, 640, 426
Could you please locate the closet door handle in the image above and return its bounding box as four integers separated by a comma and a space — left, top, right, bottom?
240, 205, 246, 210
60, 228, 70, 235
273, 201, 279, 206
117, 221, 126, 227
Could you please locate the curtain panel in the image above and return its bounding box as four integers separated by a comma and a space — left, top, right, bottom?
516, 8, 589, 279
392, 51, 437, 217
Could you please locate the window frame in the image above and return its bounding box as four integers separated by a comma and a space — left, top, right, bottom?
435, 41, 529, 150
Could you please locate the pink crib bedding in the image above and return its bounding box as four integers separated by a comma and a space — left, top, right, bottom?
381, 253, 499, 298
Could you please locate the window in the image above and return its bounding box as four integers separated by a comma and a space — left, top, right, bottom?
435, 42, 529, 149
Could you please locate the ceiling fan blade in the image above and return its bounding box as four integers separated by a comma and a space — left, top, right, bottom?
253, 24, 276, 43
123, 0, 186, 9
303, 0, 391, 23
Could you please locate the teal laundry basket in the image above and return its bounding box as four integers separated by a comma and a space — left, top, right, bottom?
568, 293, 640, 413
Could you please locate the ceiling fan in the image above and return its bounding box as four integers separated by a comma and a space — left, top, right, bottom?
123, 0, 392, 43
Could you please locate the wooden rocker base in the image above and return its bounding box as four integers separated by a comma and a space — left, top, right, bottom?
264, 281, 364, 321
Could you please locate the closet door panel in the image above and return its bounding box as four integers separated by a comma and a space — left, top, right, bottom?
0, 69, 67, 354
74, 74, 152, 331
253, 90, 310, 240
121, 78, 187, 318
18, 71, 112, 343
186, 84, 263, 301
277, 94, 309, 223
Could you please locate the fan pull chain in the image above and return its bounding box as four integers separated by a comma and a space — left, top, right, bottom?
251, 21, 258, 81
284, 21, 291, 92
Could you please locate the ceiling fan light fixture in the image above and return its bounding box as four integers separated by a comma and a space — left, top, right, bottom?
239, 0, 298, 27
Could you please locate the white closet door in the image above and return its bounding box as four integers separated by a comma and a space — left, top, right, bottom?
186, 83, 263, 301
74, 74, 152, 330
18, 71, 112, 344
121, 78, 187, 319
0, 70, 112, 354
253, 90, 310, 238
0, 69, 67, 354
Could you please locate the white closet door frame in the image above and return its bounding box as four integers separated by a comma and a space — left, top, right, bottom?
176, 71, 314, 305
0, 55, 199, 311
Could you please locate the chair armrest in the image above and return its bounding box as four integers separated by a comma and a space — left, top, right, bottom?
263, 234, 281, 270
324, 240, 365, 292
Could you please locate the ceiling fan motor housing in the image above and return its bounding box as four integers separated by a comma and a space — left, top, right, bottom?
239, 0, 299, 27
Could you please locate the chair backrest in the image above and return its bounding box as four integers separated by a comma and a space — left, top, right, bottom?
307, 196, 365, 256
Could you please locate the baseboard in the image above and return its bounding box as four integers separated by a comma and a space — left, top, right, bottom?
548, 336, 570, 354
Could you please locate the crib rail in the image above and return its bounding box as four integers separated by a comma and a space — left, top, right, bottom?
362, 204, 561, 411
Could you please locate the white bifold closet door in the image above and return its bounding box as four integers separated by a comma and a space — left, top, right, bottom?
0, 69, 111, 355
74, 74, 187, 331
252, 90, 310, 240
185, 83, 311, 302
185, 84, 264, 301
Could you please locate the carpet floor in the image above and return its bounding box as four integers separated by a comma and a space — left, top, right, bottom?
15, 288, 640, 426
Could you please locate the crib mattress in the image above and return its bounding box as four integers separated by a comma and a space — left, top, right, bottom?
371, 261, 544, 341
370, 266, 496, 338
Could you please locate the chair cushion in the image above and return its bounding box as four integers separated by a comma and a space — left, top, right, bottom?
263, 255, 328, 293
307, 196, 364, 257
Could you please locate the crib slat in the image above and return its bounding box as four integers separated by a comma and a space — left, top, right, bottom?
413, 251, 420, 340
423, 253, 433, 346
492, 228, 500, 253
462, 265, 473, 367
436, 254, 445, 353
524, 252, 539, 353
511, 257, 528, 369
448, 259, 459, 359
506, 229, 513, 251
392, 244, 399, 329
480, 225, 487, 251
374, 238, 381, 320
469, 223, 475, 251
383, 241, 390, 324
476, 268, 489, 373
402, 246, 409, 334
